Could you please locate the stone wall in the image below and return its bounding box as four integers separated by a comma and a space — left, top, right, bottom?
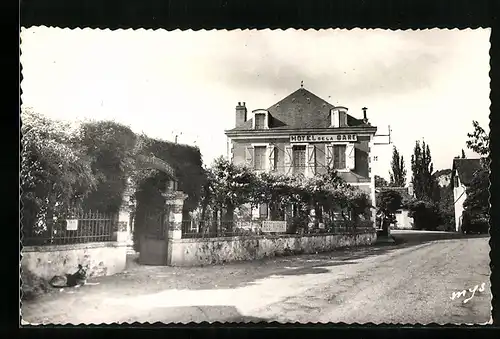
169, 231, 376, 266
21, 242, 128, 281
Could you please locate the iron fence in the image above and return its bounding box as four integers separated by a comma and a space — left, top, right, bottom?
180, 218, 374, 239
181, 220, 256, 238
22, 209, 118, 246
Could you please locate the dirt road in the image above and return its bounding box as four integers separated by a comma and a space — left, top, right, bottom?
21, 231, 491, 325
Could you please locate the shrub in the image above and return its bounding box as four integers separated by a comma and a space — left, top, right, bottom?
406, 199, 440, 230
462, 210, 489, 234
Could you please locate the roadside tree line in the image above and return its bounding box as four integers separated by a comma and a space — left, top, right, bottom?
375, 120, 489, 233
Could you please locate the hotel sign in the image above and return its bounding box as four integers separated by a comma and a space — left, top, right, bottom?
290, 134, 358, 143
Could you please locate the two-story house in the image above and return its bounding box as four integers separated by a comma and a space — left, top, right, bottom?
224, 86, 378, 222
451, 158, 482, 232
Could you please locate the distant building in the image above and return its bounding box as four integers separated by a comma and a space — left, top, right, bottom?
434, 169, 452, 188
224, 85, 378, 221
451, 158, 482, 232
375, 184, 415, 229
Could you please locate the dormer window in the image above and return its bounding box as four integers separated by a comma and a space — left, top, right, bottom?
331, 109, 340, 128
252, 109, 269, 129
330, 106, 349, 128
255, 113, 266, 129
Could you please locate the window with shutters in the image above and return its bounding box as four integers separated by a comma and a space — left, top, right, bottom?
254, 113, 266, 129
333, 145, 347, 169
254, 146, 266, 170
293, 145, 306, 175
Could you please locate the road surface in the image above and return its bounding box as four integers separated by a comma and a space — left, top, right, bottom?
21, 230, 491, 325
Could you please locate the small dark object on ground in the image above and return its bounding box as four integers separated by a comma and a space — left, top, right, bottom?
49, 264, 90, 288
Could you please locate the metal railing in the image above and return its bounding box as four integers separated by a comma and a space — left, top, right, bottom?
180, 218, 374, 239
22, 209, 118, 246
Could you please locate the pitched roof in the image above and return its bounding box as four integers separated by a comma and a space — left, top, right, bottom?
433, 168, 452, 178
229, 87, 368, 131
452, 158, 482, 186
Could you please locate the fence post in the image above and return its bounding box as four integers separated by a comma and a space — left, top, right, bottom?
113, 180, 135, 243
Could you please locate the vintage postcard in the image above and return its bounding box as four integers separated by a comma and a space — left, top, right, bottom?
20, 28, 491, 325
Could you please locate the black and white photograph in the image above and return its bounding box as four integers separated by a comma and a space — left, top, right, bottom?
20, 27, 491, 325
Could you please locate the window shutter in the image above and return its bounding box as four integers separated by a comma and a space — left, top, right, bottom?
326, 145, 334, 168
339, 112, 348, 127
346, 143, 355, 170
331, 111, 339, 128
339, 146, 346, 169
245, 146, 254, 168
307, 145, 316, 176
268, 145, 276, 171
284, 145, 293, 175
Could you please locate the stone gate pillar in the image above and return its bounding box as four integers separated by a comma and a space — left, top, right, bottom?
114, 178, 135, 243
165, 190, 188, 265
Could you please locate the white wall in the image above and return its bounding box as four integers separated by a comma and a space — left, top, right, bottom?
453, 180, 467, 232
394, 210, 413, 229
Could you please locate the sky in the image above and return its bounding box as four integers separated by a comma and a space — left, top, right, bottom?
20, 27, 490, 181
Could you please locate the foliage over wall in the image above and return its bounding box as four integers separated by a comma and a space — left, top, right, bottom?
199, 157, 373, 232
21, 110, 205, 241
21, 109, 97, 234
78, 120, 138, 213
135, 134, 206, 212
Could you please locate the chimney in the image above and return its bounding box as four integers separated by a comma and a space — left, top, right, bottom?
362, 107, 368, 123
235, 102, 247, 128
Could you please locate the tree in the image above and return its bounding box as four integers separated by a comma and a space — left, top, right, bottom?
377, 190, 403, 214
436, 184, 455, 231
389, 146, 407, 187
376, 189, 403, 235
462, 167, 489, 234
466, 120, 489, 157
207, 157, 258, 232
21, 109, 97, 237
462, 120, 490, 233
375, 175, 389, 188
410, 140, 438, 202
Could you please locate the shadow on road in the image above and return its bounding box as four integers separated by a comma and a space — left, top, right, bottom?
337, 231, 490, 261
124, 305, 272, 324
390, 230, 489, 246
